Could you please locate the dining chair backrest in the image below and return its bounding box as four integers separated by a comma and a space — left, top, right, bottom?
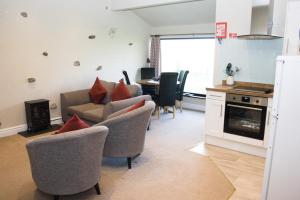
122, 70, 131, 85
178, 70, 185, 82
157, 72, 178, 106
177, 70, 189, 101
141, 67, 155, 79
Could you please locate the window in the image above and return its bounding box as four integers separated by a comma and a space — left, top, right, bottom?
160, 36, 215, 95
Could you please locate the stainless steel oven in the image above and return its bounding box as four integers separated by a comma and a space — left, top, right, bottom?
224, 94, 268, 140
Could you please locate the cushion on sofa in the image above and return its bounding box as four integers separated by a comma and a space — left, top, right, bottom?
89, 77, 107, 104
126, 99, 145, 112
56, 114, 90, 134
83, 107, 104, 123
111, 79, 131, 101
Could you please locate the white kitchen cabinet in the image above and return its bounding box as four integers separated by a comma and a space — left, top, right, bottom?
204, 91, 225, 138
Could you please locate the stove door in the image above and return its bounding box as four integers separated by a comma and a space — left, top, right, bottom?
224, 102, 267, 140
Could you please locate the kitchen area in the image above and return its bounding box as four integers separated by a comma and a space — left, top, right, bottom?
204, 0, 300, 199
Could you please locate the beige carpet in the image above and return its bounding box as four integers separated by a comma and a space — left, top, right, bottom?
0, 110, 235, 200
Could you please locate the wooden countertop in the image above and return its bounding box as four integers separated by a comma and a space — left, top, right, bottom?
207, 81, 274, 98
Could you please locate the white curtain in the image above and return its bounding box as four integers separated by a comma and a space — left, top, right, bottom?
150, 35, 161, 77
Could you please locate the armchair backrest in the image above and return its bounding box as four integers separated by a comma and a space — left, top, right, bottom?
26, 126, 108, 196
97, 101, 155, 158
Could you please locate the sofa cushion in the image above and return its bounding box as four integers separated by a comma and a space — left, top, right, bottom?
89, 77, 107, 104
67, 103, 102, 118
56, 114, 90, 134
111, 79, 131, 101
83, 107, 104, 123
127, 99, 145, 112
101, 80, 116, 104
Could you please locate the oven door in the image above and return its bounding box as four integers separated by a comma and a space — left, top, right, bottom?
224, 102, 267, 140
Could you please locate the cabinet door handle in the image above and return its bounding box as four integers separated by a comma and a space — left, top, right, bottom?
220, 104, 223, 117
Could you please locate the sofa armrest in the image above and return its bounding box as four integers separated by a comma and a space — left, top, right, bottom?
60, 89, 90, 122
102, 95, 152, 120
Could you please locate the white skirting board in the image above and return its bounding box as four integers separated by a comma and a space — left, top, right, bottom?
205, 135, 267, 157
0, 117, 63, 138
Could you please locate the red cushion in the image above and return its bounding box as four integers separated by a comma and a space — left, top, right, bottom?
89, 77, 107, 104
56, 114, 90, 134
111, 79, 131, 101
127, 99, 145, 112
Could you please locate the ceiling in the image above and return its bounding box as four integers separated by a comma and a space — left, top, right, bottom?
131, 0, 269, 27
132, 0, 216, 27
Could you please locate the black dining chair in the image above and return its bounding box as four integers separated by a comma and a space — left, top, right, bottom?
140, 67, 156, 96
178, 70, 184, 82
122, 70, 131, 85
153, 72, 178, 119
176, 70, 189, 112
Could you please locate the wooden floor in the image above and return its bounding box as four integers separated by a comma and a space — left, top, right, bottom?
191, 143, 266, 200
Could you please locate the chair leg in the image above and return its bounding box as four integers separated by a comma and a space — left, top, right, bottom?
157, 106, 160, 119
147, 121, 150, 131
127, 157, 132, 169
94, 182, 101, 195
54, 195, 59, 200
173, 106, 176, 119
180, 101, 183, 113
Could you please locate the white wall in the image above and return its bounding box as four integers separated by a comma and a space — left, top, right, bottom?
213, 39, 283, 85
0, 0, 150, 129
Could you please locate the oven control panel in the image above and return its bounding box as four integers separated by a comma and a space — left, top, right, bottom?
226, 94, 268, 106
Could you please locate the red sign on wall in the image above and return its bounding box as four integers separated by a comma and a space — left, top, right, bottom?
216, 22, 227, 39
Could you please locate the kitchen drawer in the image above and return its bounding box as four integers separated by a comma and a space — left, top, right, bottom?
206, 91, 226, 101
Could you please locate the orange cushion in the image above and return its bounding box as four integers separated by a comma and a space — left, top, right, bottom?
111, 79, 131, 101
56, 114, 90, 134
127, 99, 145, 112
89, 77, 107, 104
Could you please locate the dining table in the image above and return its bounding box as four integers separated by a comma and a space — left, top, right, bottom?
136, 79, 180, 86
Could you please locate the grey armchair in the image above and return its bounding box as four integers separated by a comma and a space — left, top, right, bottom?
26, 126, 109, 200
96, 101, 155, 169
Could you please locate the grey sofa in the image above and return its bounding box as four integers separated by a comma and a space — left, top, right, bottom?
96, 101, 155, 169
60, 80, 150, 124
26, 126, 108, 200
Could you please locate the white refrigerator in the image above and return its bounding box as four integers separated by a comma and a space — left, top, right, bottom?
262, 56, 300, 200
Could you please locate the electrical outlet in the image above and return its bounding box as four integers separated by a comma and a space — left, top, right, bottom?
50, 103, 57, 110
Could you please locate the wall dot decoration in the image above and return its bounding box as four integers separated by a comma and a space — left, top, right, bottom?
20, 12, 28, 18
96, 66, 102, 71
88, 35, 96, 39
73, 61, 80, 67
108, 28, 117, 38
42, 51, 48, 56
105, 6, 109, 10
27, 77, 36, 83
128, 43, 133, 46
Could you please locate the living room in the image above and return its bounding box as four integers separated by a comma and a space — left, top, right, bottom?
1, 0, 300, 200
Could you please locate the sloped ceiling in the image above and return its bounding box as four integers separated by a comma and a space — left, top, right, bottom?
131, 0, 269, 27
132, 0, 216, 27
